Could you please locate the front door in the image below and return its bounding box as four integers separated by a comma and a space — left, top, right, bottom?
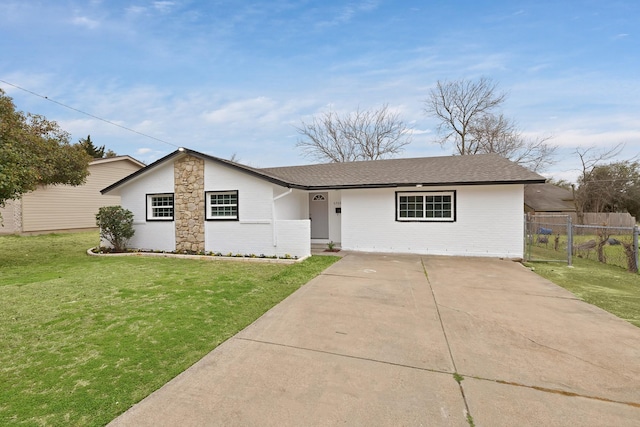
309, 192, 329, 239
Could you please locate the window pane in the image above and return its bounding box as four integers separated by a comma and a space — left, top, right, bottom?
153, 207, 173, 217
208, 191, 238, 219
398, 192, 453, 221
152, 196, 173, 207
398, 195, 424, 219
149, 195, 173, 219
425, 195, 451, 219
210, 206, 238, 216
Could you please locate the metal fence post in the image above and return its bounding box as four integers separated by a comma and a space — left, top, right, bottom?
634, 225, 639, 273
567, 215, 573, 267
522, 214, 531, 261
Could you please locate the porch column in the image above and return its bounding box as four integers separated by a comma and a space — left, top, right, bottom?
174, 155, 205, 252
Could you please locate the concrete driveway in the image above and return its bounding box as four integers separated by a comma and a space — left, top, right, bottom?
109, 253, 640, 427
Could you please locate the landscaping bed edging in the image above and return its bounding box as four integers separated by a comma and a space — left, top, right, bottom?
87, 248, 308, 264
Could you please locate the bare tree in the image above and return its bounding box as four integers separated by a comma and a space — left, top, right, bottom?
295, 104, 412, 162
469, 114, 556, 172
424, 77, 506, 155
572, 144, 625, 224
424, 77, 556, 171
467, 113, 516, 154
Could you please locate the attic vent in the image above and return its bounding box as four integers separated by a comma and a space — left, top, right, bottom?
312, 194, 326, 201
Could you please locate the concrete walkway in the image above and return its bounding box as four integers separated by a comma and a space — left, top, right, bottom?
109, 253, 640, 426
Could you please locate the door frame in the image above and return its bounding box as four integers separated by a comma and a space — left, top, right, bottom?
309, 192, 329, 239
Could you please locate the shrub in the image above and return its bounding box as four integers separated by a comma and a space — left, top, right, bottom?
95, 206, 135, 252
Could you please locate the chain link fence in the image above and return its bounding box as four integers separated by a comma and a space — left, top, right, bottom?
525, 214, 639, 273
525, 214, 572, 265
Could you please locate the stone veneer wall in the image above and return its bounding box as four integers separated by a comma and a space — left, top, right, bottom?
174, 155, 205, 252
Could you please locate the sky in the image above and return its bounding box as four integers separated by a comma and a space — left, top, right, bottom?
1, 0, 638, 182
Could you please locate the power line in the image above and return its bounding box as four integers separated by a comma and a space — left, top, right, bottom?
0, 79, 180, 148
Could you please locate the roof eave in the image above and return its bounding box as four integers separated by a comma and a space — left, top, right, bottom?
101, 147, 546, 194
101, 148, 300, 195
180, 149, 298, 189
90, 155, 145, 168
302, 178, 546, 191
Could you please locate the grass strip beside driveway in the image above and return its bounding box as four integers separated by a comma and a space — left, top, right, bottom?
527, 256, 640, 328
0, 232, 339, 426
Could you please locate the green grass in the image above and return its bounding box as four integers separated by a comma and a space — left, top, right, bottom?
0, 232, 339, 426
526, 255, 640, 328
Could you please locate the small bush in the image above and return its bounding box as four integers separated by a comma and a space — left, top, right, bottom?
95, 206, 135, 252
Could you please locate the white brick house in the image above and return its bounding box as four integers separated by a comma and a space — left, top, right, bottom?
101, 148, 545, 259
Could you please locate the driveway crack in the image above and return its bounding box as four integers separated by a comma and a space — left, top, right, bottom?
469, 376, 640, 408
437, 303, 636, 382
421, 258, 475, 425
234, 337, 454, 376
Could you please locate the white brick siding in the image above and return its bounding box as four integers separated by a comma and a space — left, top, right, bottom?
341, 185, 524, 258
273, 189, 307, 220
119, 161, 176, 251
114, 153, 526, 259
205, 219, 310, 258
116, 157, 310, 257
202, 162, 309, 257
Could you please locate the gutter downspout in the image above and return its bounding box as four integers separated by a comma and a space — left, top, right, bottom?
272, 188, 293, 247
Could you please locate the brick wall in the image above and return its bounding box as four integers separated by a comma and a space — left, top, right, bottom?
341, 185, 525, 258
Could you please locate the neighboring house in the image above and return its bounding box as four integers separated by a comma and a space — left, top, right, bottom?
0, 156, 145, 234
524, 183, 575, 214
101, 148, 545, 259
524, 183, 637, 227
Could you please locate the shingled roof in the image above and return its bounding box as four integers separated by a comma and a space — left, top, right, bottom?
524, 183, 575, 212
102, 149, 545, 194
261, 153, 545, 189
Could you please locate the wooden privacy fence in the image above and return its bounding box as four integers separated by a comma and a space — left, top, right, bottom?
530, 212, 637, 227
574, 212, 637, 227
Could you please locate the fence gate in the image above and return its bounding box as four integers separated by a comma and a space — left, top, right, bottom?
524, 214, 572, 265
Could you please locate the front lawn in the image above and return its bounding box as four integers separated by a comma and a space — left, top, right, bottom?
0, 232, 339, 426
526, 255, 640, 328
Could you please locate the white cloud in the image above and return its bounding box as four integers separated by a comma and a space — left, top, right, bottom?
57, 118, 110, 138
201, 96, 297, 126
546, 129, 640, 149
132, 148, 169, 164
72, 16, 99, 29
153, 1, 176, 13
317, 1, 379, 28
125, 6, 146, 15
407, 128, 431, 136
202, 97, 275, 124
124, 2, 175, 17
467, 53, 510, 72
526, 63, 551, 73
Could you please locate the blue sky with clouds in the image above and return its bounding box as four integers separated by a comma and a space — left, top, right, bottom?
1, 0, 638, 181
